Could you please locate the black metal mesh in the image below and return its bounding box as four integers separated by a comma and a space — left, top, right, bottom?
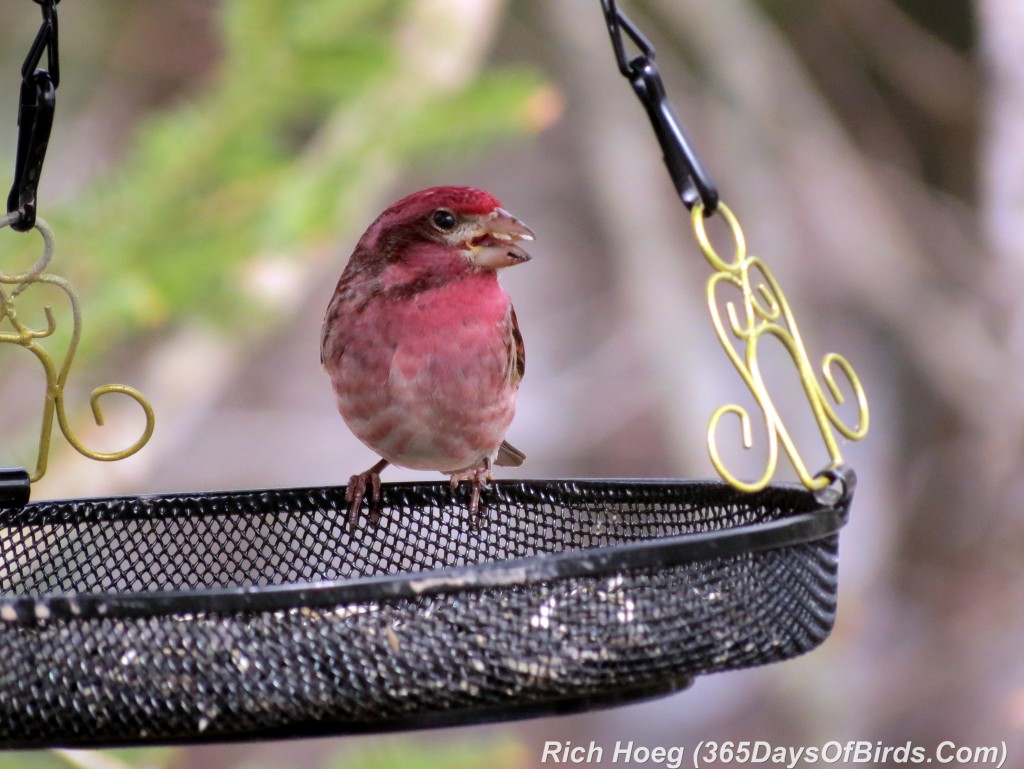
0, 479, 845, 747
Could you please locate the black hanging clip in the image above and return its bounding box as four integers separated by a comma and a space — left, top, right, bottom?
600, 0, 718, 214
7, 0, 61, 233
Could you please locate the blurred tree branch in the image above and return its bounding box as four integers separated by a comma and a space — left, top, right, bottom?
834, 0, 974, 121
979, 0, 1024, 343
544, 0, 715, 476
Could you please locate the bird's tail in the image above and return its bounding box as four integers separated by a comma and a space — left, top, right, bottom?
495, 440, 526, 467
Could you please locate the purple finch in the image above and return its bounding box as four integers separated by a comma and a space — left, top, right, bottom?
321, 186, 533, 523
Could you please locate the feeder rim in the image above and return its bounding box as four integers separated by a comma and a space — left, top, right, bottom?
0, 476, 850, 624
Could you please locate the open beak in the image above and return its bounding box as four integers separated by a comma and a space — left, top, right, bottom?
469, 207, 535, 269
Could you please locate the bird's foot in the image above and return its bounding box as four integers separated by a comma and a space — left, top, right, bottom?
449, 459, 493, 522
346, 458, 389, 527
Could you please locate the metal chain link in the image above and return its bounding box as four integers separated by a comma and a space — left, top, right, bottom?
600, 0, 718, 213
7, 0, 60, 232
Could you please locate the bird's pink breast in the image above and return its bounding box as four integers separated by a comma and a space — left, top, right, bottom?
326, 272, 518, 472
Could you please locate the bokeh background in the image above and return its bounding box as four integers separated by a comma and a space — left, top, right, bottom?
1, 0, 1021, 767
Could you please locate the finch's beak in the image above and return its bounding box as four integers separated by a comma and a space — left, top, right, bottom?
468, 207, 535, 269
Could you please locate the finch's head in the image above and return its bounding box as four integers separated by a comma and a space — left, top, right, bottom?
362, 186, 534, 271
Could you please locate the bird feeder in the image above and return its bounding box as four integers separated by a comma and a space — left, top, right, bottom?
0, 0, 867, 748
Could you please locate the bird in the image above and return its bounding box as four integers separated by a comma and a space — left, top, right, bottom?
321, 186, 533, 524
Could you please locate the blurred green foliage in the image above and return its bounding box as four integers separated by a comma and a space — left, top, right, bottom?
3, 0, 546, 359
330, 736, 527, 769
0, 753, 68, 769
0, 749, 173, 769
7, 736, 526, 769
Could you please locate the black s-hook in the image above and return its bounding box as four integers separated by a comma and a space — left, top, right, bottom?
7, 0, 61, 233
600, 0, 718, 214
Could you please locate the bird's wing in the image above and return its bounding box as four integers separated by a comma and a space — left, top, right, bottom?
496, 303, 526, 468
320, 270, 354, 368
320, 296, 342, 367
505, 302, 525, 386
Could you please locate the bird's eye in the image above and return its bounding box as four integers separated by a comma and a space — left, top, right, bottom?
431, 209, 457, 231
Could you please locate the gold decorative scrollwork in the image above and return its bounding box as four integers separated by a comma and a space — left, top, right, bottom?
692, 202, 868, 493
0, 213, 155, 482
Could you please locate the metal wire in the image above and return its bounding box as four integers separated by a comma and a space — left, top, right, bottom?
692, 204, 869, 492
0, 214, 155, 485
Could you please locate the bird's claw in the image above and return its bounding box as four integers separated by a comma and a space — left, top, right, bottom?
346, 472, 380, 526
449, 460, 493, 523
345, 459, 388, 527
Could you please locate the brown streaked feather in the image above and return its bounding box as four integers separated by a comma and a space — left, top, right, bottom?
506, 303, 525, 385
320, 299, 340, 367
320, 267, 358, 367
496, 439, 526, 467
319, 253, 385, 367
496, 304, 526, 468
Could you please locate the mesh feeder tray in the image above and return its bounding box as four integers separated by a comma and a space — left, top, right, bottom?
0, 473, 853, 747
0, 0, 869, 750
